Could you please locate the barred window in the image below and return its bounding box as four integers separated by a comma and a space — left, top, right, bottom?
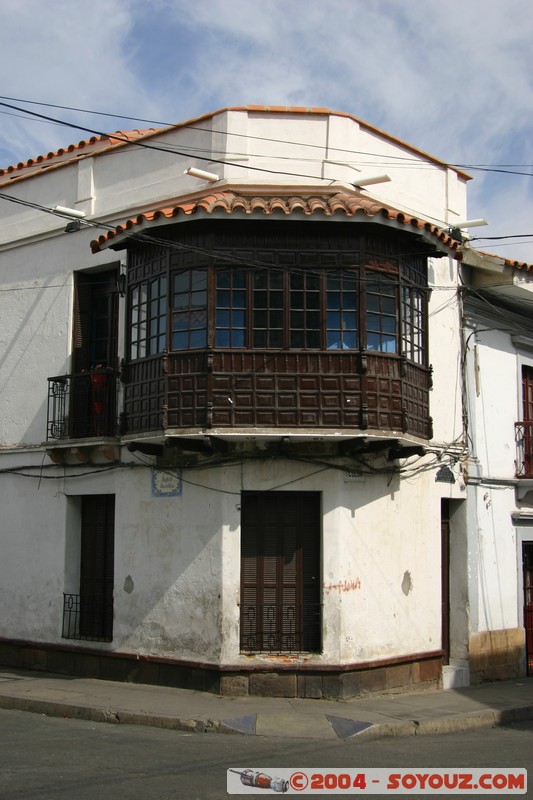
401, 286, 425, 365
130, 277, 167, 360
253, 271, 284, 348
216, 270, 247, 348
128, 263, 427, 365
290, 273, 321, 349
326, 275, 358, 350
366, 274, 397, 354
172, 269, 207, 350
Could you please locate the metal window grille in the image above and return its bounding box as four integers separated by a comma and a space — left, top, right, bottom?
515, 422, 533, 477
47, 369, 119, 440
240, 603, 322, 653
62, 593, 113, 642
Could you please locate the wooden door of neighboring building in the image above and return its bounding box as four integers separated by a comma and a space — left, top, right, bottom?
441, 499, 450, 664
524, 542, 533, 676
240, 491, 321, 653
522, 367, 533, 477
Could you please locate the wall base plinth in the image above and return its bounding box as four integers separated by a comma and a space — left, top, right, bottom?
469, 628, 526, 684
0, 639, 444, 698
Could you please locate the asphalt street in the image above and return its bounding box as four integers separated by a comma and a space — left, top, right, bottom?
0, 708, 531, 800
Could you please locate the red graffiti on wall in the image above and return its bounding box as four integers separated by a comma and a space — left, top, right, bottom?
323, 578, 361, 594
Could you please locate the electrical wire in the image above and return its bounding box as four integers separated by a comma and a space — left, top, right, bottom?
2, 94, 533, 176
2, 102, 532, 245
3, 444, 464, 490
0, 99, 365, 184
0, 190, 458, 290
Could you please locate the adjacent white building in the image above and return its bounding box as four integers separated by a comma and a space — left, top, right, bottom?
0, 106, 531, 696
460, 246, 533, 684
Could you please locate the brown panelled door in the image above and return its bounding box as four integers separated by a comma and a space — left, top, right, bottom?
441, 499, 451, 664
524, 542, 533, 675
521, 367, 533, 477
240, 491, 321, 653
80, 495, 115, 641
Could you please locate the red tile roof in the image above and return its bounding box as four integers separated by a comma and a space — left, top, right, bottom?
477, 249, 533, 273
504, 258, 533, 271
0, 105, 470, 183
90, 189, 463, 257
0, 129, 163, 180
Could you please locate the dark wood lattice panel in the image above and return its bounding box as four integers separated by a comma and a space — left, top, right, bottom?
122, 221, 432, 437
124, 358, 166, 433
160, 350, 430, 434
404, 363, 431, 437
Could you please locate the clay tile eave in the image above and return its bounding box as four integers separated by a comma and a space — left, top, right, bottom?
89, 189, 464, 260
0, 128, 163, 181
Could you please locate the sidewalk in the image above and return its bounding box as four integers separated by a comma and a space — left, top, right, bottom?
0, 667, 532, 740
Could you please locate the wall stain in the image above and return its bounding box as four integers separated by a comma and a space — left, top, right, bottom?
401, 570, 412, 596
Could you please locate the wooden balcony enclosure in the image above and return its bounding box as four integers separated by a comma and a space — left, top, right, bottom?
123, 349, 431, 439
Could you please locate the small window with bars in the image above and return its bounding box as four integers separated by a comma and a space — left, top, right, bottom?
172, 269, 207, 350
289, 273, 321, 349
216, 270, 247, 347
326, 275, 358, 350
130, 277, 167, 360
252, 272, 284, 349
401, 286, 425, 365
366, 274, 397, 353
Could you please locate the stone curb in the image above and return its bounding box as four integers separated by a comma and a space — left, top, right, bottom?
353, 705, 533, 741
0, 694, 230, 735
1, 693, 532, 740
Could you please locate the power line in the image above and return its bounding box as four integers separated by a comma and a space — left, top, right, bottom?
2, 99, 531, 240
0, 96, 453, 166
0, 191, 458, 278
0, 99, 369, 184
1, 95, 532, 179
471, 234, 533, 241
1, 108, 531, 257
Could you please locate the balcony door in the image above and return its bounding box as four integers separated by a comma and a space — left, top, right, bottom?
524, 542, 533, 676
73, 269, 119, 373
240, 491, 321, 653
70, 270, 119, 437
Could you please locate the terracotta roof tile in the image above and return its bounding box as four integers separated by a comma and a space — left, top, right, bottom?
1, 106, 470, 183
0, 129, 162, 180
475, 249, 533, 272
90, 189, 463, 257
505, 259, 533, 271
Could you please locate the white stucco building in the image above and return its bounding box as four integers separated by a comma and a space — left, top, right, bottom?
0, 106, 531, 696
459, 246, 533, 684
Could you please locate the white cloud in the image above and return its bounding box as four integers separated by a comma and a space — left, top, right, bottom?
0, 0, 531, 261
0, 0, 160, 162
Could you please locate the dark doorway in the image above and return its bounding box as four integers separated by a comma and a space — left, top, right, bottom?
240, 491, 321, 653
523, 542, 533, 675
70, 269, 119, 438
79, 494, 115, 641
73, 269, 119, 373
441, 499, 450, 664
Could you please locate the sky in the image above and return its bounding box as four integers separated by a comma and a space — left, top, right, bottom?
0, 0, 532, 261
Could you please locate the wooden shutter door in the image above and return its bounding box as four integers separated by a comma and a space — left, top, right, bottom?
524, 543, 533, 676
523, 368, 533, 477
240, 491, 320, 652
80, 494, 115, 640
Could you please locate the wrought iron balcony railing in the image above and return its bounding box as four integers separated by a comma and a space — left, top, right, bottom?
515, 421, 533, 477
47, 369, 119, 441
240, 603, 322, 653
62, 593, 113, 642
